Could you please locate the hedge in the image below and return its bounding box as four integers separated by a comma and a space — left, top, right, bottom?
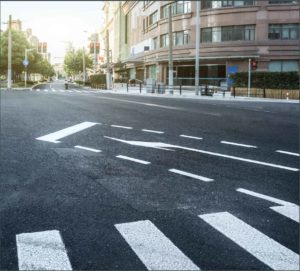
90, 74, 106, 85
229, 72, 299, 90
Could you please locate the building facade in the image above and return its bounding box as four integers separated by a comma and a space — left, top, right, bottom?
100, 0, 300, 85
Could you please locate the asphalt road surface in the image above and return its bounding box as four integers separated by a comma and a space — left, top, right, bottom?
1, 81, 299, 270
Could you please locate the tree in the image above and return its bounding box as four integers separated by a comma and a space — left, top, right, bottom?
0, 30, 30, 79
64, 48, 93, 77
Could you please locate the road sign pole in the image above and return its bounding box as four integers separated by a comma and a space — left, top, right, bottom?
25, 49, 27, 88
7, 15, 12, 90
248, 58, 251, 97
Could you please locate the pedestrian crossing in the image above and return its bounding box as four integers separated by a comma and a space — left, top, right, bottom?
14, 210, 299, 270
32, 88, 100, 94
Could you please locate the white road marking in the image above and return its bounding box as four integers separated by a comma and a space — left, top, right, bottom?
169, 168, 214, 182
104, 137, 299, 172
36, 89, 40, 92
115, 220, 200, 270
116, 155, 150, 165
36, 122, 99, 143
199, 212, 299, 270
237, 188, 299, 222
275, 150, 299, 157
51, 88, 57, 92
74, 145, 101, 153
16, 230, 72, 270
142, 129, 164, 134
59, 89, 65, 92
71, 89, 80, 92
221, 141, 257, 148
44, 89, 48, 92
180, 135, 203, 140
111, 125, 133, 129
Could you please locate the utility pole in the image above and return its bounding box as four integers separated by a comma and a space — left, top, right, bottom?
82, 47, 86, 86
106, 29, 111, 89
93, 33, 97, 74
248, 58, 251, 97
168, 3, 173, 94
195, 1, 201, 95
7, 15, 12, 90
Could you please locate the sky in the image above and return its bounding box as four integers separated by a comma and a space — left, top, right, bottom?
1, 1, 104, 63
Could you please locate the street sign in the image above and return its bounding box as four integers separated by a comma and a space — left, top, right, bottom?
23, 59, 29, 66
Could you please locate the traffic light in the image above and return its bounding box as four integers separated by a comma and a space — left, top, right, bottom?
38, 42, 42, 53
42, 42, 47, 53
251, 59, 258, 70
90, 43, 94, 54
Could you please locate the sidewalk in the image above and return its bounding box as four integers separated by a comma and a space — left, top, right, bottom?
86, 85, 299, 104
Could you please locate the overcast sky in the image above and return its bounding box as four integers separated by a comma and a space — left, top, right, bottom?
1, 1, 104, 63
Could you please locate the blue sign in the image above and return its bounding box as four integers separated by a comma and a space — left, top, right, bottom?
23, 59, 29, 66
227, 66, 238, 74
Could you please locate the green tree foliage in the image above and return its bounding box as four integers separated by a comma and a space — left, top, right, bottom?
64, 48, 93, 77
0, 30, 55, 80
230, 72, 299, 90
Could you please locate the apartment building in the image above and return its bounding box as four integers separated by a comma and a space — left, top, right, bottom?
101, 0, 300, 85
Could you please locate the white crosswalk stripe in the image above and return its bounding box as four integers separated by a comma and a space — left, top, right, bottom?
115, 220, 200, 270
16, 230, 72, 270
199, 211, 299, 270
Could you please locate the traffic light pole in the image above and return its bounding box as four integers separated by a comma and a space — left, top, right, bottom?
7, 15, 12, 90
248, 58, 251, 97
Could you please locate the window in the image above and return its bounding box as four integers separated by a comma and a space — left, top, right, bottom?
269, 24, 299, 40
201, 0, 254, 9
151, 37, 157, 50
269, 60, 299, 72
201, 25, 255, 43
161, 1, 191, 19
160, 33, 169, 47
174, 30, 189, 45
149, 11, 158, 25
269, 0, 297, 4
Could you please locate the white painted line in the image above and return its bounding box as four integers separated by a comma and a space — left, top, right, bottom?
16, 230, 72, 270
59, 89, 65, 92
36, 89, 40, 92
199, 212, 299, 270
180, 135, 203, 140
104, 137, 299, 172
236, 188, 295, 206
169, 168, 214, 182
71, 89, 80, 92
221, 141, 257, 148
116, 155, 150, 165
115, 220, 200, 270
237, 188, 299, 222
142, 129, 164, 134
44, 89, 48, 92
276, 150, 299, 157
74, 145, 101, 153
51, 88, 57, 92
36, 121, 99, 143
111, 125, 133, 129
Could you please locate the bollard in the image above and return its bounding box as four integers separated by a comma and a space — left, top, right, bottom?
233, 87, 236, 98
180, 84, 182, 95
127, 83, 128, 93
158, 84, 160, 94
140, 82, 142, 94
286, 92, 289, 100
263, 88, 266, 98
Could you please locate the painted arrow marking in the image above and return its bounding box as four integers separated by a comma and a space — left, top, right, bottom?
36, 122, 100, 143
104, 137, 299, 172
237, 188, 299, 222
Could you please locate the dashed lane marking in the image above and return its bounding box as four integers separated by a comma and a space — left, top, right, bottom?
104, 137, 299, 172
142, 129, 164, 134
275, 150, 299, 157
59, 90, 65, 93
44, 89, 49, 92
111, 125, 133, 129
199, 212, 299, 270
116, 155, 150, 165
115, 220, 200, 270
74, 145, 101, 153
169, 168, 214, 182
220, 141, 257, 148
36, 121, 100, 143
16, 230, 72, 270
237, 188, 299, 222
180, 135, 203, 140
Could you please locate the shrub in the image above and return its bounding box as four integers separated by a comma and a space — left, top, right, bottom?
230, 71, 299, 90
